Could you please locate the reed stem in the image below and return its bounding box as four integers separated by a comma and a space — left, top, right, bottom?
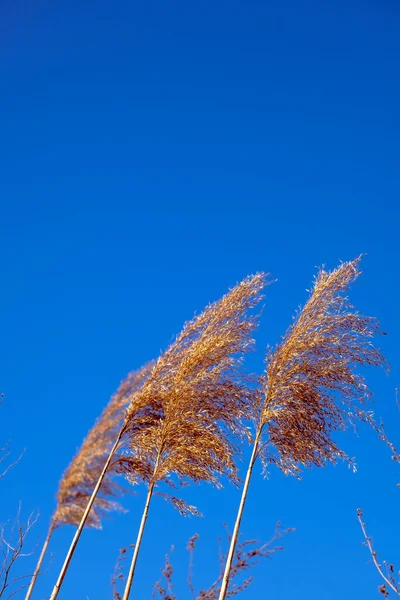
49, 429, 123, 600
121, 448, 162, 600
24, 519, 55, 600
218, 427, 262, 600
121, 481, 155, 600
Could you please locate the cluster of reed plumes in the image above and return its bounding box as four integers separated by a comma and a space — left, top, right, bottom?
24, 256, 387, 600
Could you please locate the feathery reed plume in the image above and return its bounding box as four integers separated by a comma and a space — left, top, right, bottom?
54, 367, 154, 529
218, 257, 387, 600
25, 366, 152, 600
116, 274, 266, 600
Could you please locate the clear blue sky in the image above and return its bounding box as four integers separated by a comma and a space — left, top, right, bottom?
1, 1, 399, 598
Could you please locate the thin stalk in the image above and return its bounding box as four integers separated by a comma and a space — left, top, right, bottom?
218, 427, 262, 600
121, 481, 155, 600
121, 450, 162, 600
24, 519, 56, 600
49, 429, 124, 600
358, 511, 400, 596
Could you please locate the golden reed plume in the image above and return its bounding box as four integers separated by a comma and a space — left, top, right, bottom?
49, 273, 266, 600
218, 257, 387, 600
55, 366, 153, 529
25, 365, 152, 600
117, 273, 267, 600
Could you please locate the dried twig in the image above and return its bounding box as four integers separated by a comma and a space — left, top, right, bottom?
187, 534, 199, 600
357, 389, 399, 598
357, 508, 399, 598
1, 399, 38, 599
111, 545, 135, 600
0, 505, 39, 599
0, 398, 25, 480
146, 522, 293, 600
0, 444, 25, 481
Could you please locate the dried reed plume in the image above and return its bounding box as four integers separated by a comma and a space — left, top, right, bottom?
49, 274, 265, 600
116, 274, 266, 600
218, 257, 387, 600
25, 365, 152, 600
55, 367, 154, 529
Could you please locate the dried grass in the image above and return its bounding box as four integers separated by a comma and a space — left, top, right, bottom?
117, 274, 267, 600
54, 364, 153, 528
111, 523, 292, 600
26, 365, 152, 600
119, 273, 267, 510
218, 257, 387, 600
155, 523, 292, 600
260, 256, 387, 473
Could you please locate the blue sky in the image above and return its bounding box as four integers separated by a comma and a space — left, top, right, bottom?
1, 1, 399, 598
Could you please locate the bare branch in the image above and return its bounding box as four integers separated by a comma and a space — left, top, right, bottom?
196, 522, 293, 599
111, 545, 134, 600
0, 449, 25, 481
357, 508, 399, 598
111, 522, 293, 600
357, 388, 400, 598
0, 397, 25, 480
0, 505, 39, 599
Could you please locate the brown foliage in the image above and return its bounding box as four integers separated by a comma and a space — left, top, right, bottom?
118, 274, 267, 512
54, 364, 153, 529
260, 256, 387, 474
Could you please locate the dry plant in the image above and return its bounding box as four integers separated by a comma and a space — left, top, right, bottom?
116, 274, 266, 600
49, 274, 266, 600
111, 545, 135, 599
54, 366, 154, 529
1, 399, 37, 599
357, 508, 399, 598
0, 505, 39, 599
110, 523, 291, 600
134, 522, 290, 600
0, 398, 24, 481
357, 389, 399, 598
218, 257, 387, 600
24, 365, 152, 600
0, 442, 24, 482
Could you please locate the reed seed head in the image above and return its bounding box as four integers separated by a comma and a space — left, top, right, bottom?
260, 257, 387, 474
54, 364, 153, 528
119, 274, 267, 512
